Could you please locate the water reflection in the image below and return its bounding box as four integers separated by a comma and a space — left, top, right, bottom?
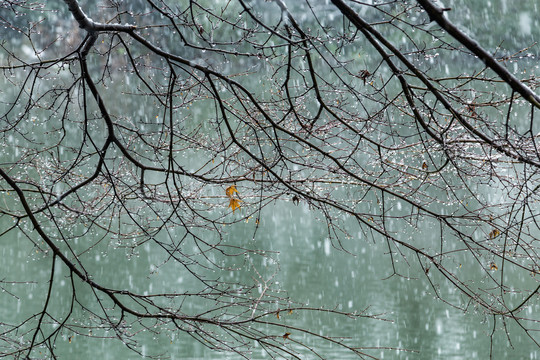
0, 173, 539, 358
259, 202, 539, 359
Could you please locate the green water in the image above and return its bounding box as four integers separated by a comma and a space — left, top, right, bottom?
1, 0, 540, 359
1, 201, 538, 359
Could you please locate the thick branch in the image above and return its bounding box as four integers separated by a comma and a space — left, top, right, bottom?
63, 0, 136, 33
417, 0, 540, 108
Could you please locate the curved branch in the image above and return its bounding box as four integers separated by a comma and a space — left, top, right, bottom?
416, 0, 540, 108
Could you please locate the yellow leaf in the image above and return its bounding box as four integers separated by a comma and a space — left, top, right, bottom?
276, 311, 280, 320
282, 332, 291, 340
229, 198, 242, 213
225, 185, 238, 198
422, 161, 428, 170
489, 229, 500, 239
